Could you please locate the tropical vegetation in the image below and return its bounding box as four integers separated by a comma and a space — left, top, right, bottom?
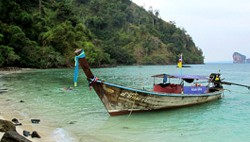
0, 0, 204, 68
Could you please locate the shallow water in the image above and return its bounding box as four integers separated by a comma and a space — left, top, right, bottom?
1, 64, 250, 142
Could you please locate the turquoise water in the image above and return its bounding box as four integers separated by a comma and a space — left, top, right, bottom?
1, 64, 250, 142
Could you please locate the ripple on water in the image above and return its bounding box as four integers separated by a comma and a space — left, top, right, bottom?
1, 65, 250, 142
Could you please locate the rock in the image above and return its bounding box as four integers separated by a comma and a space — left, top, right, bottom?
22, 130, 30, 137
14, 123, 22, 126
68, 121, 77, 124
11, 119, 19, 124
11, 118, 22, 126
31, 131, 41, 138
31, 119, 40, 124
233, 52, 246, 63
1, 130, 31, 142
0, 89, 8, 94
19, 100, 24, 103
0, 119, 16, 132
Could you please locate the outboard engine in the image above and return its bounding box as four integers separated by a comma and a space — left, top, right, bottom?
209, 73, 223, 88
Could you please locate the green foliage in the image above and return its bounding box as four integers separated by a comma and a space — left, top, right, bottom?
37, 46, 65, 68
0, 34, 3, 42
0, 45, 20, 66
0, 0, 204, 68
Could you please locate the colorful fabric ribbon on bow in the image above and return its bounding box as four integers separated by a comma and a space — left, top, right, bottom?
73, 50, 85, 87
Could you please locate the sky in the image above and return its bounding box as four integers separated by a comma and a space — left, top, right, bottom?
132, 0, 250, 63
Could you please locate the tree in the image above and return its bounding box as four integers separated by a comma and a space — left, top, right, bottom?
0, 45, 20, 67
0, 0, 204, 68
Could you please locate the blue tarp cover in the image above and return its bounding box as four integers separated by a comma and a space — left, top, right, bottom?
152, 74, 209, 80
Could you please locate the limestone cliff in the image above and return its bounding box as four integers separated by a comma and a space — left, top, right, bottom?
233, 52, 246, 63
247, 58, 250, 63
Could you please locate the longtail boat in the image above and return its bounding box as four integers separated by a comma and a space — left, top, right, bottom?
74, 49, 248, 116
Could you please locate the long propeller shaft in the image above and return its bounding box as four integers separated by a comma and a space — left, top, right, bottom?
221, 81, 250, 90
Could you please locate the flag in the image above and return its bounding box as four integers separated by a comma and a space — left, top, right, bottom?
177, 54, 182, 68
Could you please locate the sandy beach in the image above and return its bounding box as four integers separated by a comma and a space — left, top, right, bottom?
0, 67, 34, 75
0, 115, 40, 142
0, 69, 56, 142
0, 108, 56, 142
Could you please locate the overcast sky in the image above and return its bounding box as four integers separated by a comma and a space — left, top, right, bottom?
132, 0, 250, 63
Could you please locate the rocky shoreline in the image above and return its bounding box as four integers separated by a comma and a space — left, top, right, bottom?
0, 69, 54, 142
0, 118, 41, 142
0, 121, 29, 142
0, 111, 55, 142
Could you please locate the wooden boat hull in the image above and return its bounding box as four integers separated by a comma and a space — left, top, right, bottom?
75, 49, 223, 116
92, 80, 223, 116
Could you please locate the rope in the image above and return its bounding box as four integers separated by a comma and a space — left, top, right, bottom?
92, 93, 137, 131
88, 76, 98, 90
127, 96, 136, 118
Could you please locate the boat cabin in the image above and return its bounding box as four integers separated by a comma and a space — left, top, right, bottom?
152, 74, 217, 94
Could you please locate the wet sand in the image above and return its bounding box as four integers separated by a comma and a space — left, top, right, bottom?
0, 92, 55, 142
0, 116, 38, 141
0, 69, 55, 142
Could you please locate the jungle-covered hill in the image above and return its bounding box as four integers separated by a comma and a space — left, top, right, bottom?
0, 0, 204, 68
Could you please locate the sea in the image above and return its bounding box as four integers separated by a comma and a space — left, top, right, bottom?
1, 63, 250, 142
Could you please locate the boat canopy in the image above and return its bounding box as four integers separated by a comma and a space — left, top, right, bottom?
151, 74, 209, 80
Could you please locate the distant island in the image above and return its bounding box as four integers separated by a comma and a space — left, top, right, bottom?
232, 52, 250, 63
